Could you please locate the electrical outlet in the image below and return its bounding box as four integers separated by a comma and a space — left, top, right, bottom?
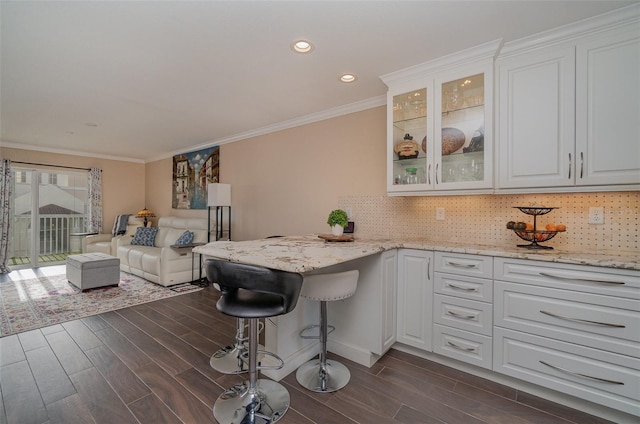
588, 206, 604, 225
436, 207, 445, 221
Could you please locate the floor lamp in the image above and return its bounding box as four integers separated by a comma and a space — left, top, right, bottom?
207, 183, 231, 242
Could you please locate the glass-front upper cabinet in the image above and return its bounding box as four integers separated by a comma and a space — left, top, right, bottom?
434, 67, 493, 191
383, 40, 499, 195
390, 88, 430, 189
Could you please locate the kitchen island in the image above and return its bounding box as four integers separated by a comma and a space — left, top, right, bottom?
195, 235, 400, 380
194, 235, 639, 422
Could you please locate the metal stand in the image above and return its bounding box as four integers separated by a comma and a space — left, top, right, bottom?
210, 318, 265, 374
208, 205, 231, 242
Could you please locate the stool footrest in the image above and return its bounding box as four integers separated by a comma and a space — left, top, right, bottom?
299, 324, 335, 339
240, 349, 285, 371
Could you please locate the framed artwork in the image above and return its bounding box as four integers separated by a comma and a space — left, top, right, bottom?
172, 146, 220, 209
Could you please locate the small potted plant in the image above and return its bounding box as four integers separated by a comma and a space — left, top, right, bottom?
327, 209, 349, 236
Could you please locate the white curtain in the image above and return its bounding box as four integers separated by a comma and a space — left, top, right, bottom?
88, 168, 103, 233
0, 159, 12, 273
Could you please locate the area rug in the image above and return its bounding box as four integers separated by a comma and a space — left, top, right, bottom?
0, 272, 202, 337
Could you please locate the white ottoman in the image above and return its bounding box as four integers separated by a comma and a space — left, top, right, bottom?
66, 252, 121, 291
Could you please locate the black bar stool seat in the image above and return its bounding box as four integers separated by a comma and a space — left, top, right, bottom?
218, 290, 292, 318
206, 259, 302, 424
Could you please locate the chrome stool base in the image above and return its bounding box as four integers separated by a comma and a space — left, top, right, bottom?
295, 359, 351, 393
213, 379, 290, 424
210, 344, 246, 375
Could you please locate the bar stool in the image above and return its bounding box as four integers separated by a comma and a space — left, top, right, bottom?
209, 237, 283, 374
206, 259, 303, 424
295, 270, 359, 393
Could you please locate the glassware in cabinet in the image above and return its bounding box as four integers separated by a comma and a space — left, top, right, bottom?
438, 73, 487, 185
391, 88, 428, 187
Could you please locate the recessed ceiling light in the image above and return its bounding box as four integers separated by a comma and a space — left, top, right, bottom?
292, 40, 313, 53
340, 74, 357, 83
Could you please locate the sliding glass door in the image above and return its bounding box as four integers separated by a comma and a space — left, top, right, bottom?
10, 167, 88, 269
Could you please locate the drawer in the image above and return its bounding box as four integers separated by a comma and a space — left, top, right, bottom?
494, 327, 640, 417
494, 257, 640, 299
435, 252, 493, 279
495, 281, 640, 358
434, 294, 493, 336
434, 272, 493, 302
433, 324, 492, 370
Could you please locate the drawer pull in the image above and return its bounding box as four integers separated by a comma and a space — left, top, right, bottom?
446, 310, 476, 320
540, 310, 626, 328
446, 261, 477, 269
539, 360, 624, 385
447, 341, 475, 352
446, 283, 477, 292
538, 272, 624, 285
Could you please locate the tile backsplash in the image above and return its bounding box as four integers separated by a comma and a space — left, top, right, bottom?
340, 191, 639, 252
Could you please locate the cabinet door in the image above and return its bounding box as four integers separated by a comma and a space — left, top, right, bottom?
576, 24, 640, 186
435, 64, 493, 190
497, 46, 576, 188
397, 249, 433, 351
387, 84, 434, 193
380, 250, 398, 353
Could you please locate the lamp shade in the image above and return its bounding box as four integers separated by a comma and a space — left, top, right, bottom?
135, 208, 156, 227
136, 208, 155, 218
208, 183, 231, 207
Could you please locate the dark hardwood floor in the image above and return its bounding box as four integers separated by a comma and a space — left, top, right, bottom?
0, 284, 615, 424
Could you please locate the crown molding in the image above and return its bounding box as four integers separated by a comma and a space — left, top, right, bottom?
146, 94, 386, 163
380, 39, 503, 88
499, 2, 640, 57
1, 141, 145, 163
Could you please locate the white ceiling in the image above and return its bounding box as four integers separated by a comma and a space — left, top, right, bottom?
1, 1, 636, 162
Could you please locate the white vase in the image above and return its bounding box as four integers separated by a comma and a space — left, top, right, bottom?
330, 224, 344, 236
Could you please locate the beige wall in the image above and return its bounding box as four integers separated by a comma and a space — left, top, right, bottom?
1, 146, 146, 232
145, 106, 387, 240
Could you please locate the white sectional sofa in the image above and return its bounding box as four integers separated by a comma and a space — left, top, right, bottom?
117, 217, 208, 287
82, 216, 146, 255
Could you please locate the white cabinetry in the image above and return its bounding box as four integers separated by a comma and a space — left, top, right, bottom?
496, 46, 575, 189
497, 13, 640, 191
493, 258, 640, 416
382, 40, 500, 196
575, 24, 640, 186
396, 249, 433, 351
433, 252, 494, 369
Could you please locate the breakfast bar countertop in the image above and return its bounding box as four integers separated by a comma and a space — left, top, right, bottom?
193, 235, 640, 272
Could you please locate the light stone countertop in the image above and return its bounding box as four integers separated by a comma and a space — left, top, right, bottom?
193, 235, 640, 273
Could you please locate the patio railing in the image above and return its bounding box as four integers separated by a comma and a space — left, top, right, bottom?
10, 215, 85, 265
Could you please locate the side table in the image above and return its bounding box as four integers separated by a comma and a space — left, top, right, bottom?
170, 242, 207, 286
70, 232, 99, 253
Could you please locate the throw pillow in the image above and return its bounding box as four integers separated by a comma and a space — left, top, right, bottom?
131, 227, 158, 246
174, 230, 194, 246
